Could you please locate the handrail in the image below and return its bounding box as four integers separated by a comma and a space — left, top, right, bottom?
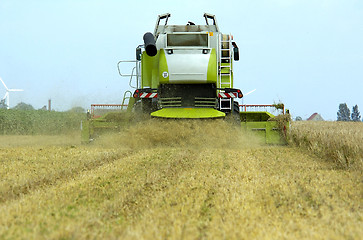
154, 13, 171, 36
117, 60, 138, 77
128, 67, 137, 89
90, 104, 128, 118
239, 104, 285, 115
117, 60, 140, 89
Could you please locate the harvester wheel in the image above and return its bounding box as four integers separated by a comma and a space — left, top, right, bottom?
141, 99, 152, 114
232, 104, 241, 124
141, 99, 158, 114
233, 101, 240, 114
225, 101, 240, 125
133, 101, 142, 113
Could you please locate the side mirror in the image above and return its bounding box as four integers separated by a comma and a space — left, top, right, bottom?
232, 42, 239, 61
233, 47, 239, 61
136, 47, 142, 61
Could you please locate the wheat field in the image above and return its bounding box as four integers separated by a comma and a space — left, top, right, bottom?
0, 120, 362, 239
289, 121, 363, 170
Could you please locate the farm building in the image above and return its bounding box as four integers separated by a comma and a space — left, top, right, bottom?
307, 113, 324, 121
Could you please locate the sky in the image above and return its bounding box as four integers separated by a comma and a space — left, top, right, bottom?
1, 0, 362, 120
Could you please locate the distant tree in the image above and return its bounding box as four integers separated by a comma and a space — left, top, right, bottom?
351, 105, 361, 122
337, 103, 351, 121
13, 102, 34, 111
68, 106, 85, 113
39, 105, 47, 111
0, 99, 7, 109
295, 116, 302, 121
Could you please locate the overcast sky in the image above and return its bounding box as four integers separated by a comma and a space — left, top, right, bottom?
1, 0, 362, 120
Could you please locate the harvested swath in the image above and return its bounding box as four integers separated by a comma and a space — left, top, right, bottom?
1, 121, 362, 239
0, 145, 125, 203
0, 133, 80, 148
0, 145, 361, 239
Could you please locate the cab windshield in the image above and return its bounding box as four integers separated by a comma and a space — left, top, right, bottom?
167, 34, 208, 47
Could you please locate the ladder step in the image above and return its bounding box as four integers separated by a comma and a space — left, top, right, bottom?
219, 35, 233, 89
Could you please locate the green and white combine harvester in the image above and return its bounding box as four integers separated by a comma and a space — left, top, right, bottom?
81, 13, 290, 144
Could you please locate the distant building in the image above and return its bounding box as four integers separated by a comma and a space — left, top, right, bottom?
307, 113, 324, 121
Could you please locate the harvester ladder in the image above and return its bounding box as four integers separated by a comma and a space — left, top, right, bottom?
218, 34, 233, 89
121, 90, 132, 110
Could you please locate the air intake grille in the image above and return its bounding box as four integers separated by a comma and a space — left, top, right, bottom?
160, 97, 182, 108
195, 97, 217, 108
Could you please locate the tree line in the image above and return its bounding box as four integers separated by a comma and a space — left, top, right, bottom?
0, 101, 85, 113
337, 103, 361, 122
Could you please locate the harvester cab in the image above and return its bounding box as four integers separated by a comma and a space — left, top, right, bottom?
121, 13, 243, 119
81, 13, 290, 144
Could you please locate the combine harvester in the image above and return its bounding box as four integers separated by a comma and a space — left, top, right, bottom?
81, 13, 289, 144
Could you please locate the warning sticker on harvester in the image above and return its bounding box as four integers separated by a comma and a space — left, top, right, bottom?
162, 72, 168, 78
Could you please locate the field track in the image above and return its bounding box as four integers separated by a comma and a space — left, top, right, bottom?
0, 121, 362, 239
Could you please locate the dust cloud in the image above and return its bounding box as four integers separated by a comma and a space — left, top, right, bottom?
95, 119, 264, 150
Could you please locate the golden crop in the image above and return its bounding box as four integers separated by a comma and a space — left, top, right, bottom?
0, 120, 362, 239
289, 121, 363, 170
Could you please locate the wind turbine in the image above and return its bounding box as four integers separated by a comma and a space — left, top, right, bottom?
242, 89, 256, 105
1, 77, 24, 109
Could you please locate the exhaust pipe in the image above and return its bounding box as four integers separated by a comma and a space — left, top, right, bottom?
143, 32, 157, 57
